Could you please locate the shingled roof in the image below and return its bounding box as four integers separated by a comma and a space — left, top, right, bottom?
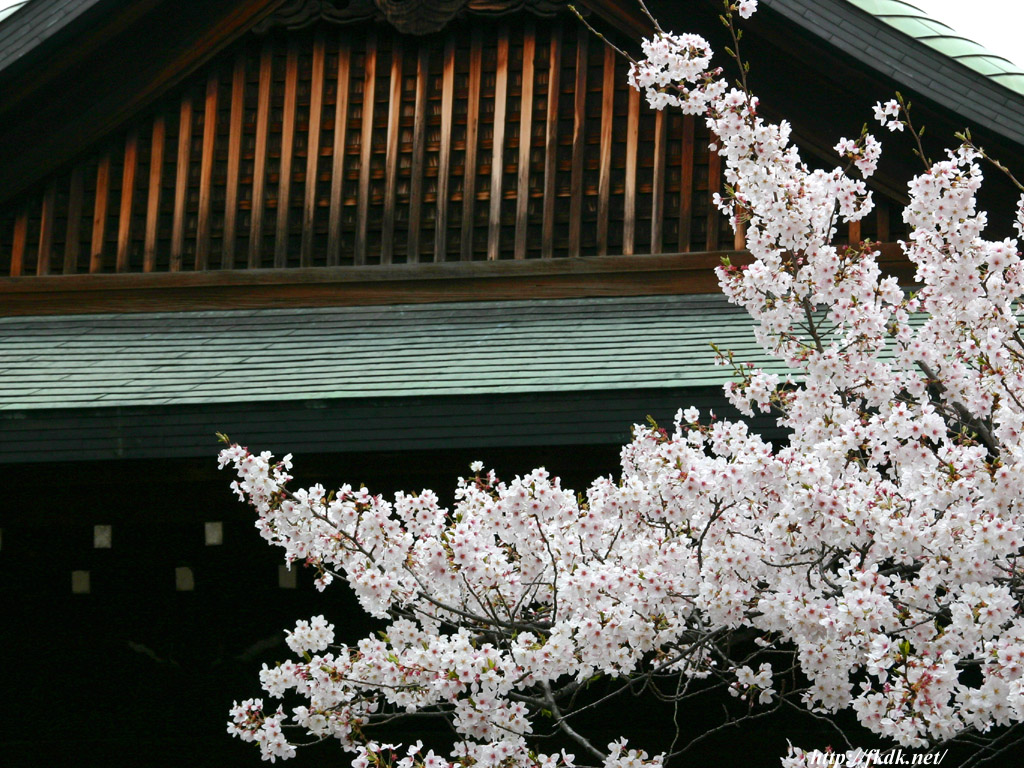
0, 0, 104, 74
0, 294, 770, 410
0, 294, 787, 462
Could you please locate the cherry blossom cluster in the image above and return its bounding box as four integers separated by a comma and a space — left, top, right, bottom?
873, 99, 904, 132
223, 2, 1024, 765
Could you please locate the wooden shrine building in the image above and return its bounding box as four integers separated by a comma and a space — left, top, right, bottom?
1, 0, 1024, 763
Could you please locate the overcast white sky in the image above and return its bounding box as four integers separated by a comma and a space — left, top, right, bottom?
906, 0, 1024, 68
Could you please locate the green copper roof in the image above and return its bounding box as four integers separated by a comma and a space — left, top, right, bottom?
847, 0, 1024, 95
0, 295, 778, 411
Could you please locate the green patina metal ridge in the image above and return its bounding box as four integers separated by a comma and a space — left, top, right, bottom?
847, 0, 1024, 96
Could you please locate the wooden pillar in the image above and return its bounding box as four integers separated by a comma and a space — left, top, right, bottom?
249, 40, 273, 268
460, 30, 483, 261
221, 53, 247, 269
434, 35, 456, 262
327, 37, 351, 265
196, 71, 219, 270
568, 32, 587, 258
541, 26, 561, 259
354, 31, 377, 265
117, 130, 139, 272
300, 31, 326, 267
487, 26, 510, 261
513, 23, 536, 260
381, 43, 403, 264
274, 41, 300, 268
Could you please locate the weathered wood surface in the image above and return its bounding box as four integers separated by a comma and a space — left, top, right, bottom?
0, 245, 915, 316
0, 16, 905, 277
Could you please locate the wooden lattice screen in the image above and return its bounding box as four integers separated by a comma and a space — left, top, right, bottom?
0, 14, 901, 276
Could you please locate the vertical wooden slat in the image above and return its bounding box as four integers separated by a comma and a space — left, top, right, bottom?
568, 32, 587, 258
487, 26, 510, 261
249, 40, 273, 269
64, 166, 84, 274
300, 30, 326, 267
408, 46, 429, 263
37, 182, 56, 275
221, 53, 246, 268
10, 204, 27, 276
170, 96, 193, 272
354, 31, 377, 266
196, 70, 219, 270
541, 26, 561, 259
733, 214, 747, 250
143, 116, 166, 272
327, 38, 351, 265
459, 31, 482, 261
651, 109, 666, 254
434, 35, 456, 262
876, 198, 890, 241
706, 138, 721, 251
678, 115, 695, 252
117, 129, 139, 272
623, 86, 640, 256
91, 149, 112, 273
596, 44, 615, 256
848, 219, 861, 244
380, 44, 403, 264
275, 41, 300, 268
513, 23, 536, 261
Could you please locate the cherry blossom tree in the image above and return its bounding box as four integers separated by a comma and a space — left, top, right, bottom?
220, 1, 1024, 764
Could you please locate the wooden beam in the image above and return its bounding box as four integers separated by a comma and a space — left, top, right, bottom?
275, 40, 300, 268
196, 70, 220, 270
487, 26, 510, 261
568, 32, 587, 258
541, 26, 561, 260
514, 23, 536, 261
117, 129, 139, 272
408, 46, 429, 263
355, 31, 377, 266
434, 35, 456, 262
327, 37, 351, 266
623, 86, 639, 256
221, 53, 247, 269
733, 215, 746, 250
678, 115, 694, 252
249, 40, 274, 269
596, 44, 615, 256
37, 182, 56, 276
91, 149, 112, 273
459, 31, 483, 262
381, 43, 403, 264
0, 250, 751, 314
300, 30, 326, 268
10, 204, 27, 277
65, 166, 84, 274
143, 115, 166, 273
170, 96, 193, 272
1, 245, 915, 317
651, 109, 666, 254
876, 198, 890, 241
705, 137, 721, 251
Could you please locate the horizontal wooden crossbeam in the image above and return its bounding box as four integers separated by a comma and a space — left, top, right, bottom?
0, 245, 913, 316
